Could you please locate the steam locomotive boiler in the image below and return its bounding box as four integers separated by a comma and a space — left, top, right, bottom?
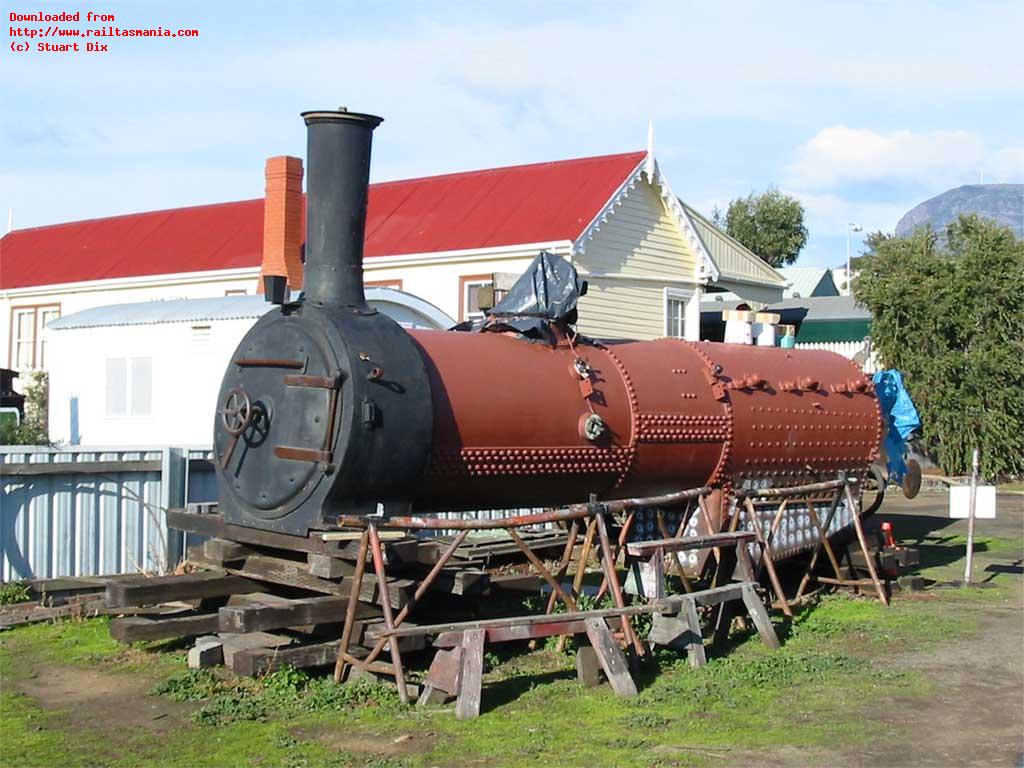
213, 109, 883, 549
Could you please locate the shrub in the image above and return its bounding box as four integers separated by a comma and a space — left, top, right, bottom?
0, 581, 32, 605
855, 215, 1024, 478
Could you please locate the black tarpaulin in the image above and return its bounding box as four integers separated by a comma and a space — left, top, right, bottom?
478, 251, 587, 340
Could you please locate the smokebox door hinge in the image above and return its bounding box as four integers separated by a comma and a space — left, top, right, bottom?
362, 398, 380, 429
274, 446, 332, 463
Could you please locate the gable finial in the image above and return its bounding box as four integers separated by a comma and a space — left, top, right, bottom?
644, 120, 655, 179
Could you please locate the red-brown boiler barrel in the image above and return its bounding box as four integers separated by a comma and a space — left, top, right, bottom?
407, 330, 882, 510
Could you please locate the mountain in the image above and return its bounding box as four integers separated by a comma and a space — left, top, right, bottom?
895, 184, 1024, 240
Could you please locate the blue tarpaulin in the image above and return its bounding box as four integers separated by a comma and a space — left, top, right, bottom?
872, 369, 921, 482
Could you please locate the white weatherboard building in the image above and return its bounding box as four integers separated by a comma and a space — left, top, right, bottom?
45, 289, 454, 447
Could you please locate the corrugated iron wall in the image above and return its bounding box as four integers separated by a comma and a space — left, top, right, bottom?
432, 507, 549, 538
0, 445, 537, 580
0, 446, 218, 581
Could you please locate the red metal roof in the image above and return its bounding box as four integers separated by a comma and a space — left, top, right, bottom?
0, 151, 645, 290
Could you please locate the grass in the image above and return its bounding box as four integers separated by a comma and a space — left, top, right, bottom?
148, 667, 402, 726
1, 500, 1020, 768
0, 605, 944, 768
0, 616, 121, 664
0, 669, 377, 768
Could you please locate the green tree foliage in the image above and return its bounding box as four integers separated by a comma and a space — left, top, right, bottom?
719, 188, 808, 267
855, 215, 1024, 479
0, 371, 50, 446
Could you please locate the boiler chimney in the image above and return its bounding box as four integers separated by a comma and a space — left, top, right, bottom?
300, 108, 383, 308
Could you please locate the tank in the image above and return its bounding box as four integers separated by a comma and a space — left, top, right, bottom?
213, 108, 883, 538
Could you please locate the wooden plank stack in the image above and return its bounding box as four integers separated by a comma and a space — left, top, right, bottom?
89, 507, 574, 678
97, 537, 476, 675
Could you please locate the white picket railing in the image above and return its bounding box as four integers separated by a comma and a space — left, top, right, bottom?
795, 340, 879, 373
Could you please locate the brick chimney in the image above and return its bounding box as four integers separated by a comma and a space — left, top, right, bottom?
260, 155, 304, 293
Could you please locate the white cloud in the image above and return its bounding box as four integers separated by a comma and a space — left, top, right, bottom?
4, 3, 1024, 231
787, 127, 988, 189
782, 128, 1024, 253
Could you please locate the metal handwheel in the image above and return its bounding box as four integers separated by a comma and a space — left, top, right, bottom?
221, 387, 253, 437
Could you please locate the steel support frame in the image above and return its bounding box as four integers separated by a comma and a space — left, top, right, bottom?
332, 500, 662, 696
735, 477, 891, 607
330, 475, 885, 701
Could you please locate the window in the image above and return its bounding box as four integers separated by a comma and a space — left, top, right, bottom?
9, 304, 60, 370
664, 289, 693, 339
105, 357, 153, 417
13, 309, 34, 370
38, 307, 60, 368
459, 274, 506, 321
105, 359, 127, 416
463, 281, 489, 321
132, 358, 153, 415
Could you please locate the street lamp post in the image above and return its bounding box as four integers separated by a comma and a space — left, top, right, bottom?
846, 222, 863, 295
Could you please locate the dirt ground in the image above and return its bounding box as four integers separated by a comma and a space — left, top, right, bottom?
294, 723, 437, 760
854, 601, 1024, 768
17, 663, 197, 736
847, 492, 1024, 768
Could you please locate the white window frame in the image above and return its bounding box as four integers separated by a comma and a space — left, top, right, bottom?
461, 278, 492, 321
37, 307, 60, 368
104, 356, 153, 418
664, 286, 703, 341
9, 304, 61, 370
12, 308, 36, 370
664, 287, 693, 339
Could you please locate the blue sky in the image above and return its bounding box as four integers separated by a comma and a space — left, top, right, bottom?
3, 0, 1022, 266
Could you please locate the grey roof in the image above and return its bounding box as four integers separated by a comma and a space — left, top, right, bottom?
680, 203, 787, 287
47, 295, 274, 330
777, 267, 839, 299
48, 288, 456, 331
700, 294, 871, 321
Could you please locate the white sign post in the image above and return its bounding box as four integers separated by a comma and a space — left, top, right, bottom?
949, 485, 996, 519
963, 448, 980, 585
